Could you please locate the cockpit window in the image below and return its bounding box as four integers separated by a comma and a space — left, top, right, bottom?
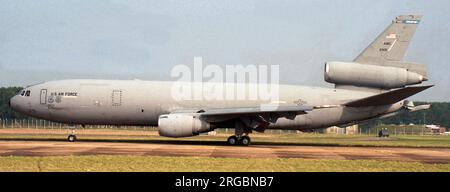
25, 90, 31, 97
20, 91, 25, 96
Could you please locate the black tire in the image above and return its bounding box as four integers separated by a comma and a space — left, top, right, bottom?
239, 136, 251, 146
227, 136, 238, 145
68, 135, 77, 142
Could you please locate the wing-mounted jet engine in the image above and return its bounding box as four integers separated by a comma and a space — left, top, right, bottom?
158, 114, 215, 137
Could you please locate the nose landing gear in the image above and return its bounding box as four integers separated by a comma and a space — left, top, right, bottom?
67, 124, 78, 142
68, 134, 77, 142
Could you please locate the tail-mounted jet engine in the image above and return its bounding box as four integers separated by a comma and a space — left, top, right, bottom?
158, 114, 214, 138
324, 62, 426, 89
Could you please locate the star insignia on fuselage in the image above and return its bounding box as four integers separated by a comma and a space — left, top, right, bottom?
293, 99, 307, 106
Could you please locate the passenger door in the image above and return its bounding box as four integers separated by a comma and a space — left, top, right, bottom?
40, 89, 47, 105
112, 90, 122, 107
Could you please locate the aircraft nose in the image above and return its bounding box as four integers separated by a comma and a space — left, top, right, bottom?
9, 96, 18, 111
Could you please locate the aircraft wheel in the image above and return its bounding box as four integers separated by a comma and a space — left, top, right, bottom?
227, 136, 238, 145
239, 136, 251, 146
68, 135, 77, 142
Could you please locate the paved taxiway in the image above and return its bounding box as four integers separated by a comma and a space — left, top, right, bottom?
0, 140, 449, 163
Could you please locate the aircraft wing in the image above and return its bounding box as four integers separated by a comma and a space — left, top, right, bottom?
196, 105, 314, 132
199, 105, 313, 116
171, 105, 314, 130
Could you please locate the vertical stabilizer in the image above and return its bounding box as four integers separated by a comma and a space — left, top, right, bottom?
330, 15, 427, 92
354, 15, 422, 64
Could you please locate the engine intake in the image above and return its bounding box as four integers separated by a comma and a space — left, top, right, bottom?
158, 114, 213, 138
324, 61, 425, 89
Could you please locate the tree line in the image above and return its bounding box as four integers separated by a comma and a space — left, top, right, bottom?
371, 101, 450, 128
1, 87, 449, 128
0, 87, 28, 119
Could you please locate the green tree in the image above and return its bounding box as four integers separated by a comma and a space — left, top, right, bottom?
0, 87, 29, 119
362, 102, 450, 129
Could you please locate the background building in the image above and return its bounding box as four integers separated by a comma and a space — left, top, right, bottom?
320, 125, 359, 135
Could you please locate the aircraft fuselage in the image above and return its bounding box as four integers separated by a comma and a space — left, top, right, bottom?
9, 79, 403, 131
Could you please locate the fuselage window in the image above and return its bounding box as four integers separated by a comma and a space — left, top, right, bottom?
25, 90, 31, 97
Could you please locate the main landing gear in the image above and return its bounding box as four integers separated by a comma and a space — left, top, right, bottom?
227, 135, 251, 146
226, 120, 252, 146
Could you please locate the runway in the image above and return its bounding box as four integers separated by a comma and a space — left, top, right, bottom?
0, 140, 449, 163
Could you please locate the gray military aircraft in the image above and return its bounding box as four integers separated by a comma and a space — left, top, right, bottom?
9, 15, 432, 145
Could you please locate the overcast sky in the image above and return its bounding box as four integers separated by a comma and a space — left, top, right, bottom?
0, 0, 449, 101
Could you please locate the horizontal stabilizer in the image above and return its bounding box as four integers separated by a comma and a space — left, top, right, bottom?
344, 85, 433, 107
408, 104, 431, 112
337, 104, 431, 128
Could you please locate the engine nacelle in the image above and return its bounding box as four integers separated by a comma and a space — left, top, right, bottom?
324, 61, 425, 89
158, 114, 213, 138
